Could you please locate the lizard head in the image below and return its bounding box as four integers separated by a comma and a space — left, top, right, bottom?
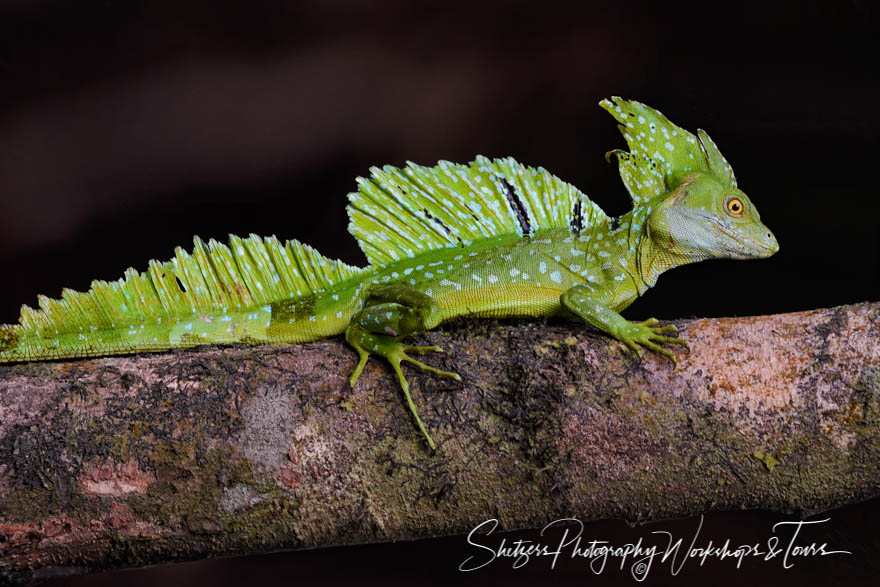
601, 97, 779, 261
647, 171, 779, 260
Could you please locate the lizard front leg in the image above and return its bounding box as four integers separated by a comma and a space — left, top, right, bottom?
345, 284, 460, 450
560, 284, 687, 362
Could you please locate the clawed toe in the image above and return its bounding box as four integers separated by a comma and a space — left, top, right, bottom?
402, 344, 444, 355
399, 352, 461, 381
653, 324, 678, 335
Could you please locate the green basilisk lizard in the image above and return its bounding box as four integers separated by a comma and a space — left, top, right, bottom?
0, 98, 778, 449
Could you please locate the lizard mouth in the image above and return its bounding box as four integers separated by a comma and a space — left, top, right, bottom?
715, 221, 778, 258
687, 210, 778, 258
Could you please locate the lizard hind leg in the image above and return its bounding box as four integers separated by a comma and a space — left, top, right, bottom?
345, 289, 460, 450
345, 325, 459, 450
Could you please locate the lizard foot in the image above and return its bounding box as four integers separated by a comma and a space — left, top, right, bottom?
346, 327, 460, 450
615, 318, 688, 363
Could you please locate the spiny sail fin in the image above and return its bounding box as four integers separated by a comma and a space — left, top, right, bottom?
346, 156, 609, 266
600, 97, 737, 205
9, 234, 363, 341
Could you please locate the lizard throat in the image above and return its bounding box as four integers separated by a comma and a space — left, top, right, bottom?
637, 228, 708, 289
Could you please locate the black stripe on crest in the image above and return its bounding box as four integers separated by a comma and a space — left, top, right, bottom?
570, 197, 584, 234
422, 208, 455, 239
498, 176, 531, 235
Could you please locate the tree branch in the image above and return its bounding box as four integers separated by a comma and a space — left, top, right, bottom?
1, 303, 879, 584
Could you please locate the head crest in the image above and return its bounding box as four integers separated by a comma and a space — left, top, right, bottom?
599, 97, 737, 205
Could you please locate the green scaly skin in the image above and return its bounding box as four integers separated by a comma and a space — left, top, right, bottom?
0, 98, 779, 450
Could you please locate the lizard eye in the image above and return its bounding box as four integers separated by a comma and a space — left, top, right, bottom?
726, 197, 744, 216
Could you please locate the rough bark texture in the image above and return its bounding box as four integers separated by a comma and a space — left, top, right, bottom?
1, 303, 879, 584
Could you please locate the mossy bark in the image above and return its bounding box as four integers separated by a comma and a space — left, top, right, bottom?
1, 302, 879, 584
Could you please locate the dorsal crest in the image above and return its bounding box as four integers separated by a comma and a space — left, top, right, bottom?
14, 235, 364, 339
346, 156, 609, 266
600, 97, 737, 205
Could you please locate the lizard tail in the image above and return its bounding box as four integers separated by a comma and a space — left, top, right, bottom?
0, 235, 367, 363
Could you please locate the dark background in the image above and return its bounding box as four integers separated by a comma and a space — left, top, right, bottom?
1, 1, 878, 585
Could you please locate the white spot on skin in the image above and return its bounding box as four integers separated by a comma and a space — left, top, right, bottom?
510, 268, 520, 277
472, 274, 482, 284
539, 261, 547, 274
488, 275, 498, 284
550, 270, 563, 284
